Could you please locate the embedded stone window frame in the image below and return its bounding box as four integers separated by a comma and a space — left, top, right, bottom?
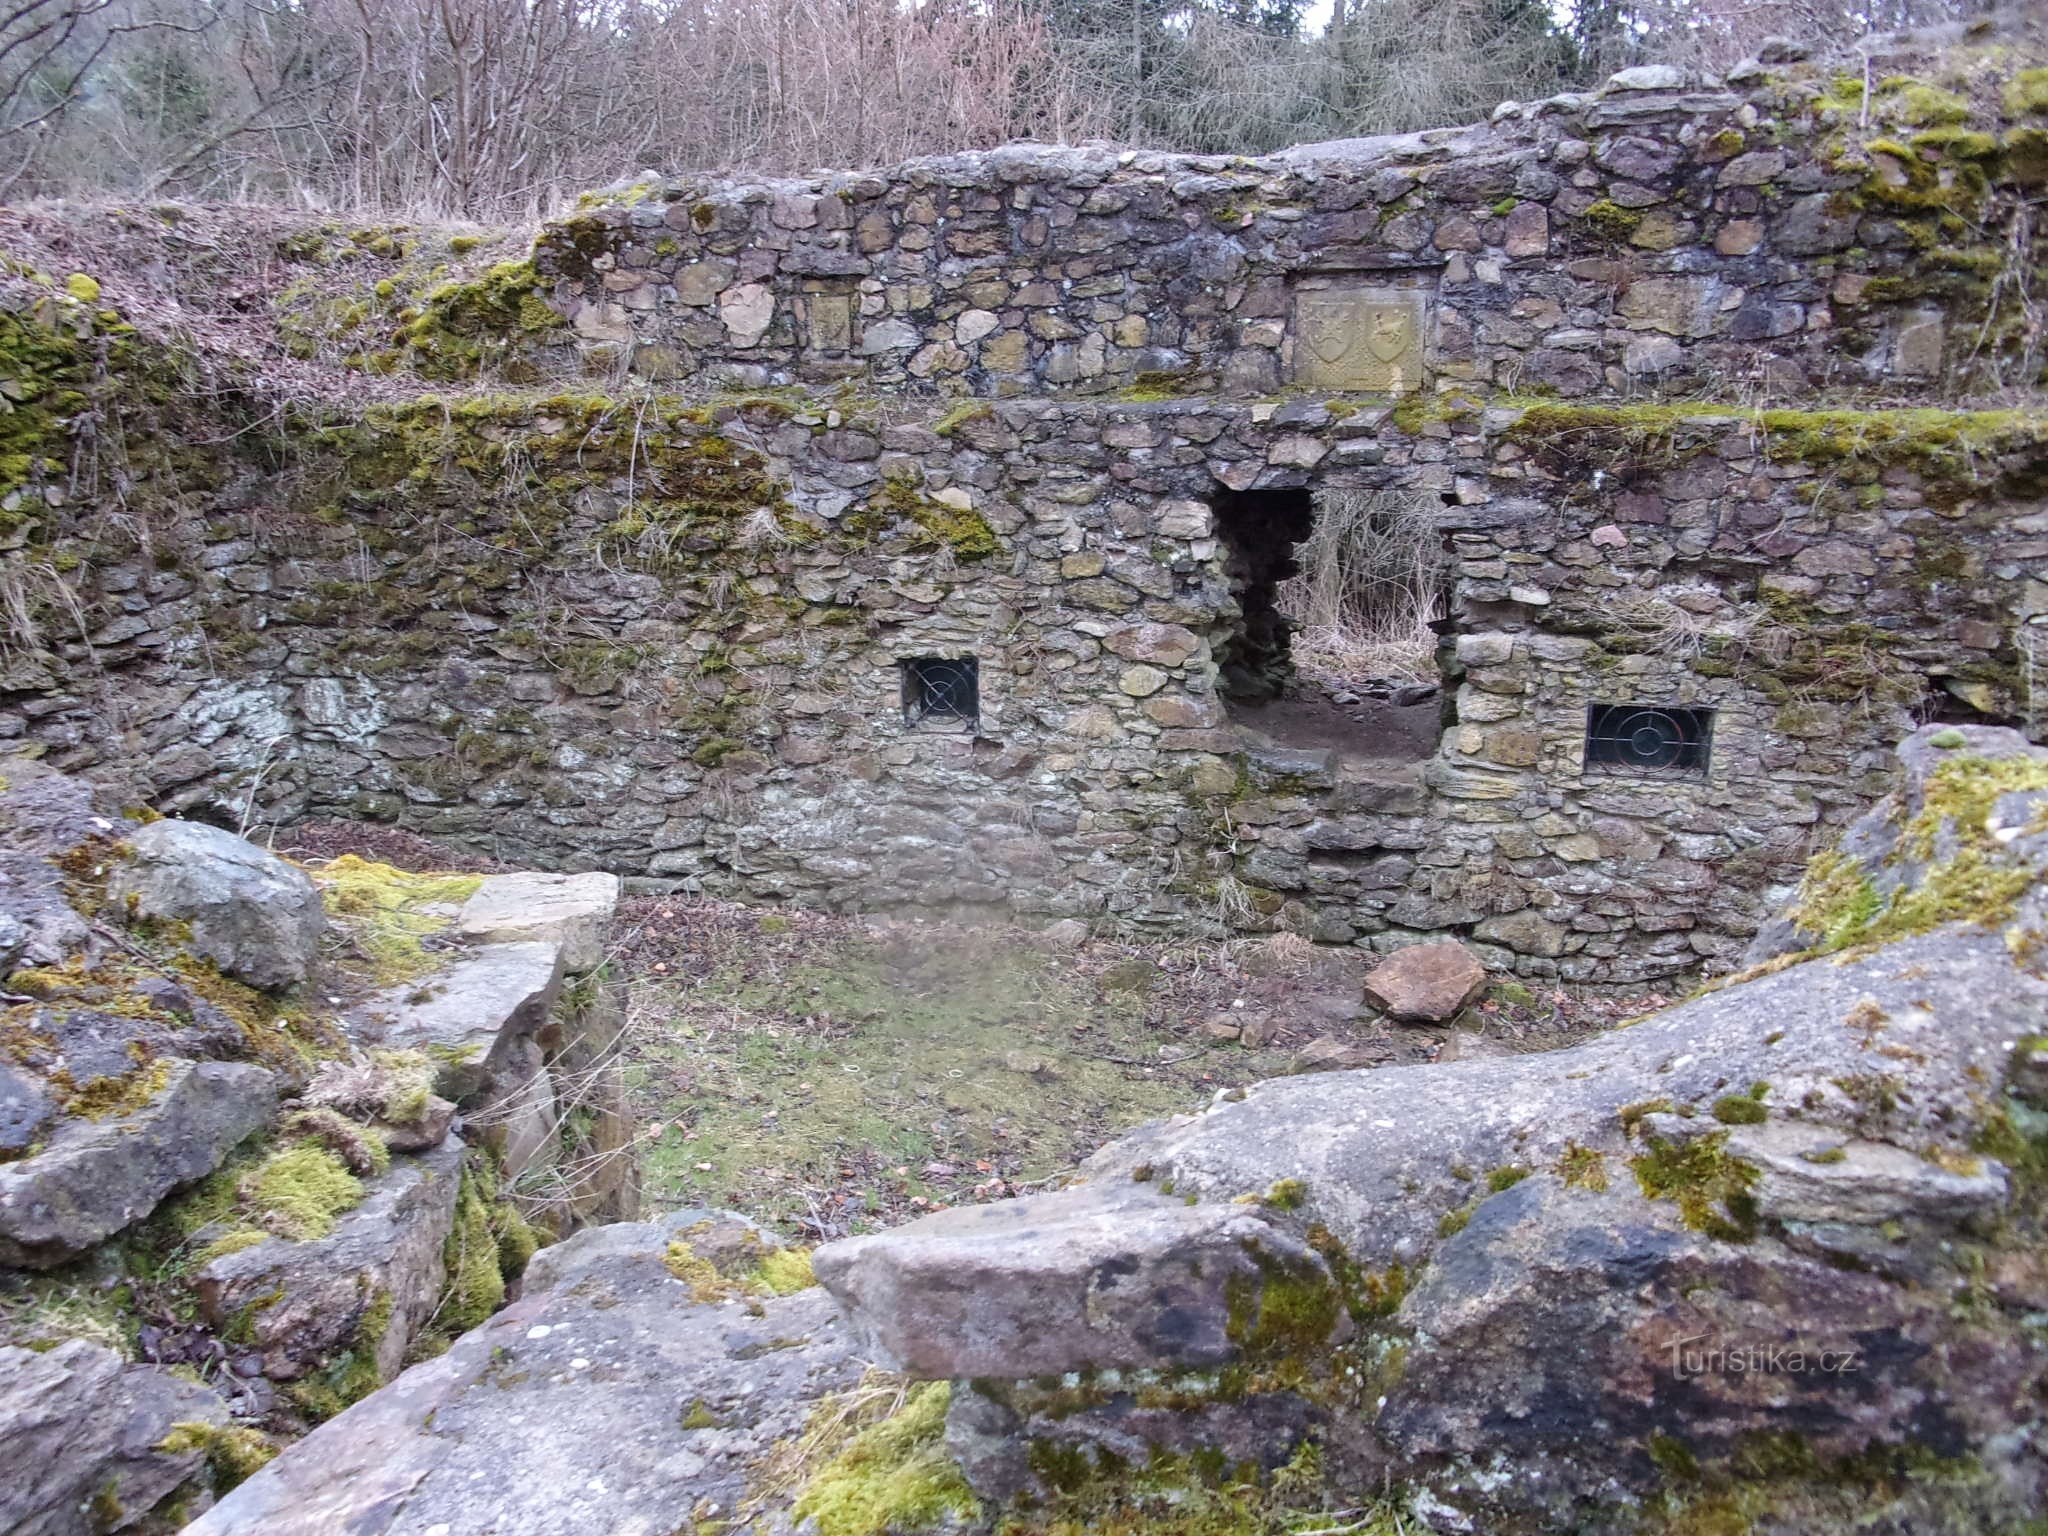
900, 657, 979, 730
1584, 703, 1714, 779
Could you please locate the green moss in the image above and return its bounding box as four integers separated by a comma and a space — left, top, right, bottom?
933, 401, 994, 437
1620, 1098, 1675, 1136
1791, 754, 2048, 957
1912, 127, 1999, 159
2004, 68, 2048, 117
1506, 402, 2048, 496
1579, 199, 1643, 242
158, 1420, 277, 1493
754, 1245, 818, 1294
313, 860, 481, 991
1632, 1133, 1759, 1241
1261, 1178, 1307, 1212
1120, 369, 1199, 401
1557, 1143, 1609, 1191
1879, 79, 1970, 127
280, 1106, 390, 1176
1484, 1165, 1529, 1193
63, 273, 101, 304
437, 1158, 514, 1332
62, 1057, 172, 1120
398, 259, 565, 380
791, 1382, 979, 1536
1225, 1256, 1344, 1368
247, 1145, 364, 1240
287, 1289, 391, 1421
1712, 1094, 1768, 1126
1437, 1202, 1475, 1238
866, 473, 1000, 561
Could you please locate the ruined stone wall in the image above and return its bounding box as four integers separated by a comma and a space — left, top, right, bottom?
0, 35, 2043, 984
7, 386, 2040, 983
526, 49, 2044, 402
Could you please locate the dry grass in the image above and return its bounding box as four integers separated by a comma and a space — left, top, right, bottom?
1277, 485, 1446, 689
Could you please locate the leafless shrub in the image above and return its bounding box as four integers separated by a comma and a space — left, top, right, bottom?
1278, 485, 1446, 688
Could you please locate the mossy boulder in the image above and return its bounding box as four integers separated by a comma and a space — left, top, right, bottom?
814, 728, 2048, 1531
110, 820, 325, 994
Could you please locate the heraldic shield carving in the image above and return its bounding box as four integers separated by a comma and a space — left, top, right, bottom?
1292, 287, 1428, 391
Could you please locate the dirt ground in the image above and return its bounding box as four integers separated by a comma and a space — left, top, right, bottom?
279, 818, 1669, 1242
603, 897, 1659, 1240
1225, 690, 1441, 763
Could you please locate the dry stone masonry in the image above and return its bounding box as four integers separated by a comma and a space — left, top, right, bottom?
0, 32, 2044, 993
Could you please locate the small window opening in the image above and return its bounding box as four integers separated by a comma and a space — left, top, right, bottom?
1210, 482, 1448, 769
902, 657, 978, 727
1585, 703, 1714, 777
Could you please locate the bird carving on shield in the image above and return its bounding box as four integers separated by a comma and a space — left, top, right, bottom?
1366, 304, 1413, 364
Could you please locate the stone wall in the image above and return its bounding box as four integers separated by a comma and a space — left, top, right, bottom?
523, 44, 2045, 401
6, 384, 2042, 983
0, 30, 2043, 984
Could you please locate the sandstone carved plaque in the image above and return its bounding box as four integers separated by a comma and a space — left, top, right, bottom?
1292, 287, 1428, 391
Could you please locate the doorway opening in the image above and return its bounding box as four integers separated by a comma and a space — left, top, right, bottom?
1210, 483, 1446, 765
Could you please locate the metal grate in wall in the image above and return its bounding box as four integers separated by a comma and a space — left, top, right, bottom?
901, 657, 979, 726
1584, 703, 1713, 777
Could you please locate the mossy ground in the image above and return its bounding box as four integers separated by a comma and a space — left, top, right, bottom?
314, 854, 483, 985
618, 902, 1311, 1234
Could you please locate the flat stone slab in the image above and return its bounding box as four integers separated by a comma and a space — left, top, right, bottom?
186, 1209, 865, 1536
457, 872, 621, 974
366, 940, 563, 1104
0, 1060, 276, 1268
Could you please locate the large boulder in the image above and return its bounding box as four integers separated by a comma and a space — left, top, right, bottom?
0, 1058, 276, 1268
0, 1339, 231, 1534
185, 1210, 865, 1536
109, 820, 324, 992
815, 726, 2048, 1532
196, 1137, 466, 1384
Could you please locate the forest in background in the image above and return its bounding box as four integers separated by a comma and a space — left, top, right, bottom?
0, 0, 2007, 218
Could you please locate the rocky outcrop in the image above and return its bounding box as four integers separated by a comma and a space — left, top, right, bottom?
0, 1339, 232, 1534
456, 871, 621, 973
362, 940, 563, 1106
196, 1136, 466, 1384
0, 1059, 276, 1268
815, 725, 2048, 1532
109, 820, 324, 993
185, 1209, 864, 1536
